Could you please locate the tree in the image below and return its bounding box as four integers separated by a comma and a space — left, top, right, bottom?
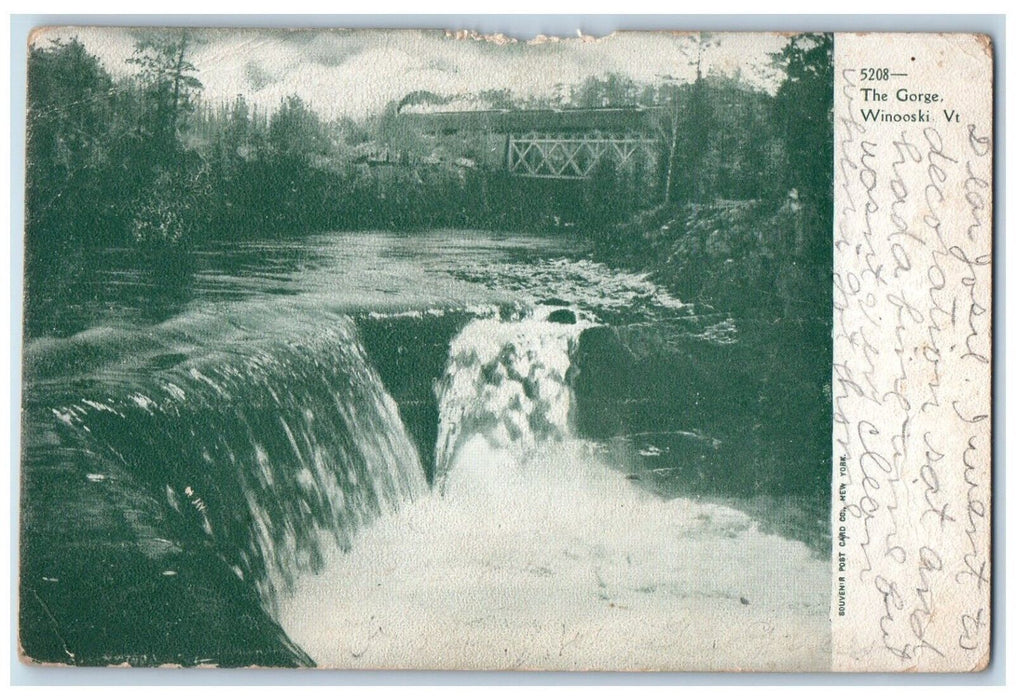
118, 30, 206, 244
570, 73, 639, 108
269, 95, 329, 165
26, 37, 115, 243
660, 33, 721, 205
127, 29, 204, 159
771, 33, 833, 211
769, 33, 834, 318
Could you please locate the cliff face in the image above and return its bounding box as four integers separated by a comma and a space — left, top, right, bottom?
576, 197, 832, 552
599, 197, 830, 321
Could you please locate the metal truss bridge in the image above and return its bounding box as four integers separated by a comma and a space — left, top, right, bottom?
400, 106, 664, 181
506, 131, 657, 179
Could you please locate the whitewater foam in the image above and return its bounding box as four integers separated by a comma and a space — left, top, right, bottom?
433, 311, 591, 487
276, 437, 828, 670
276, 311, 829, 670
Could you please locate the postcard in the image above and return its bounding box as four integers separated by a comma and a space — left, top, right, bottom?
17, 27, 992, 671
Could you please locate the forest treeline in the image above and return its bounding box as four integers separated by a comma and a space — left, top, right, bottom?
26, 32, 831, 298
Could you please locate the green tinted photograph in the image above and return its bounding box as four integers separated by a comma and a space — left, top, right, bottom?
19, 28, 833, 670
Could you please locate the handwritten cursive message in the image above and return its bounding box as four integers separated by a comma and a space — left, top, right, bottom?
831, 33, 992, 672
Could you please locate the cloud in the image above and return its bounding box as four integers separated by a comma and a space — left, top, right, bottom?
243, 60, 278, 91
33, 28, 792, 119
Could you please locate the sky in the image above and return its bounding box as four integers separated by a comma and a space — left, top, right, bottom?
30, 27, 792, 120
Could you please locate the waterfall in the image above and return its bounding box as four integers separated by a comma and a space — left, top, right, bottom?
34, 301, 828, 670
45, 310, 427, 613
433, 309, 590, 495
274, 306, 829, 670
19, 231, 831, 670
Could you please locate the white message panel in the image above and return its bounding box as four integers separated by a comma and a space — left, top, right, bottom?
831, 33, 993, 673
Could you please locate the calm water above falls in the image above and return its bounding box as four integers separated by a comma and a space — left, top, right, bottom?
20, 230, 828, 669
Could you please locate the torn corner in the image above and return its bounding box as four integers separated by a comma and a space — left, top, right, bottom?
27, 26, 62, 49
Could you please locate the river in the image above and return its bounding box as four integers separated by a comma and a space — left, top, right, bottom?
19, 229, 830, 670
